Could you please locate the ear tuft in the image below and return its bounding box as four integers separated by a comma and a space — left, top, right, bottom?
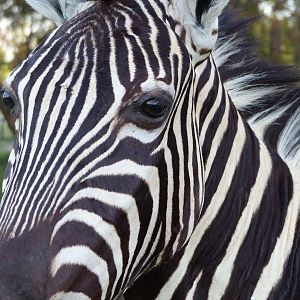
174, 0, 230, 59
26, 0, 94, 26
26, 0, 64, 25
58, 0, 94, 22
197, 0, 230, 28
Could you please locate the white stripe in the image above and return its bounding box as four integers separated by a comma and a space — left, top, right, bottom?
156, 115, 246, 299
11, 36, 91, 236
0, 35, 70, 233
51, 246, 109, 299
203, 93, 230, 178
252, 169, 300, 299
164, 146, 175, 249
82, 161, 160, 276
208, 143, 273, 300
171, 86, 188, 253
200, 71, 222, 141
139, 1, 166, 79
195, 60, 213, 125
50, 292, 91, 300
51, 209, 123, 295
186, 271, 203, 300
59, 187, 140, 286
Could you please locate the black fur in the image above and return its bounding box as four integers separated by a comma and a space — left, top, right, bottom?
196, 0, 212, 23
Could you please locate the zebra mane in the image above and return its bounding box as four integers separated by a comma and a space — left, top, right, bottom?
26, 0, 94, 25
214, 11, 300, 167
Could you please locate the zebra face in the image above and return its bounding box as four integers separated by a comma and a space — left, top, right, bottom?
0, 2, 204, 299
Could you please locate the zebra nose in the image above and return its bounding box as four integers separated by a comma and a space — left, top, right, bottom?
0, 257, 46, 300
0, 278, 40, 300
0, 222, 52, 300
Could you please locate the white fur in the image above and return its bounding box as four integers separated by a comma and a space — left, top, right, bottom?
173, 0, 229, 59
26, 0, 64, 25
201, 0, 230, 27
26, 0, 94, 25
50, 292, 91, 300
213, 35, 280, 111
213, 34, 240, 66
248, 104, 293, 140
278, 106, 300, 168
58, 0, 94, 21
213, 32, 300, 169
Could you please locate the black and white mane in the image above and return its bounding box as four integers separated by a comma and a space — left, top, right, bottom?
214, 11, 300, 167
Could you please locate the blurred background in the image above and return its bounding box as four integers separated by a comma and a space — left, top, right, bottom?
0, 0, 300, 195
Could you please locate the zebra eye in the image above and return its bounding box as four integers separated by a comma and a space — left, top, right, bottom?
1, 90, 15, 111
122, 92, 172, 130
1, 88, 20, 121
139, 97, 171, 119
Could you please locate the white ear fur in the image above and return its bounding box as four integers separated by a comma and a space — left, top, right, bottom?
26, 0, 94, 26
174, 0, 230, 59
58, 0, 94, 21
26, 0, 65, 25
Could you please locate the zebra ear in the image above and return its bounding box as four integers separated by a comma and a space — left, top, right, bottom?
26, 0, 93, 26
26, 0, 64, 25
57, 0, 94, 22
195, 0, 230, 27
175, 0, 230, 58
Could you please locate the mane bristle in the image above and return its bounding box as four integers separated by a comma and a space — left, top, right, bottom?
214, 10, 300, 168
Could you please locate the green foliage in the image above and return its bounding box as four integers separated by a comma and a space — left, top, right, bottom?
230, 0, 300, 65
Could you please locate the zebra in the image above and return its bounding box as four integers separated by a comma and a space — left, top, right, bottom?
1, 0, 300, 299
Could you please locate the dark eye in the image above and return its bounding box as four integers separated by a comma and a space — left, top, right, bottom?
122, 92, 172, 130
139, 97, 171, 119
1, 90, 15, 111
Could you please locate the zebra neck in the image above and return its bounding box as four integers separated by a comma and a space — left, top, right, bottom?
124, 58, 300, 299
193, 57, 300, 298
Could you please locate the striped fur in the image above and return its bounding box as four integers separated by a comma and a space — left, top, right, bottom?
124, 56, 300, 299
1, 2, 204, 298
1, 0, 300, 299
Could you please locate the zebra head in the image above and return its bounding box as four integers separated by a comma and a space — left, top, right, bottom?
0, 0, 228, 299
